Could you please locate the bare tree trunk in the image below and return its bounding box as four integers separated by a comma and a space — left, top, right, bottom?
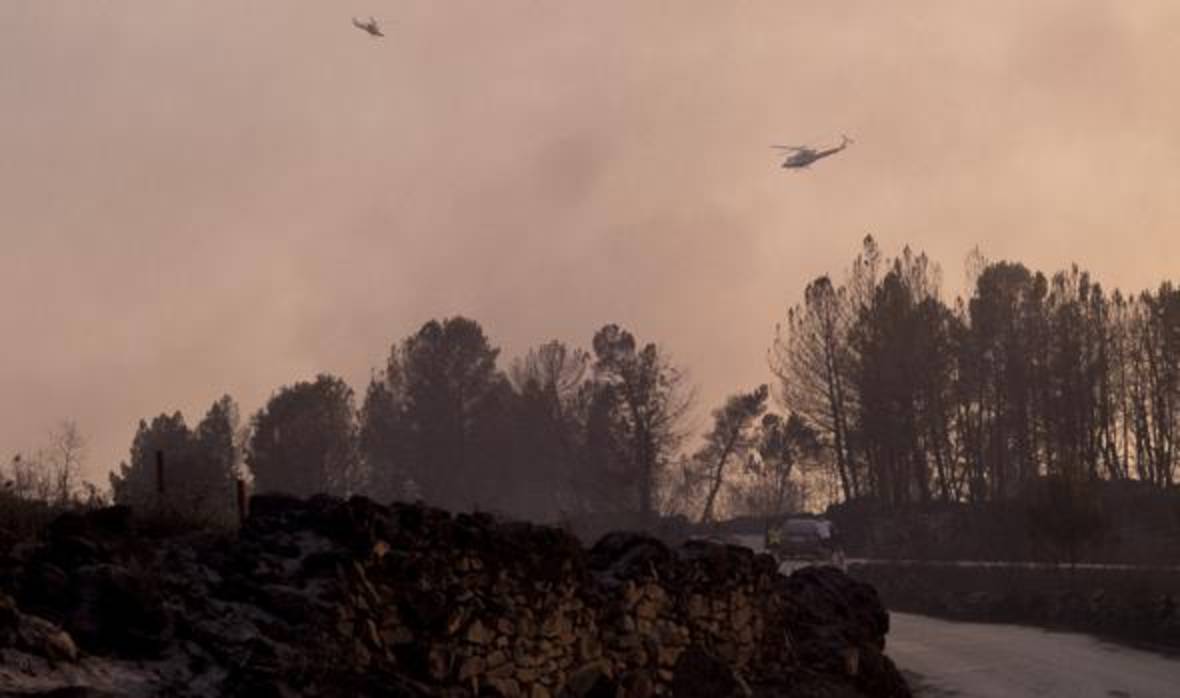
699, 433, 740, 525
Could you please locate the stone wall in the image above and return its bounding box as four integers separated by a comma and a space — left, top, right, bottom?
0, 496, 909, 697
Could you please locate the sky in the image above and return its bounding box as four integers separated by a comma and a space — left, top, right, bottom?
3, 1, 1180, 484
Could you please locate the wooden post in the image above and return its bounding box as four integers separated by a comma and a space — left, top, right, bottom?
236, 478, 249, 526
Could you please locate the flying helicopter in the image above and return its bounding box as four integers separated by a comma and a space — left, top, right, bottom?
771, 135, 853, 169
352, 16, 385, 37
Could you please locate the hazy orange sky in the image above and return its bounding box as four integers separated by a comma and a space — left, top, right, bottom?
3, 2, 1179, 483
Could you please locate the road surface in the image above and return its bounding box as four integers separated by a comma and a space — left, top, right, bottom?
889, 612, 1180, 697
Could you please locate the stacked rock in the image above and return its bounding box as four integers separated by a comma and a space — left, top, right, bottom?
0, 496, 909, 698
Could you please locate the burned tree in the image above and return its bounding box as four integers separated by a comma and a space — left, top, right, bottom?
248, 375, 359, 498
591, 324, 694, 526
692, 385, 769, 524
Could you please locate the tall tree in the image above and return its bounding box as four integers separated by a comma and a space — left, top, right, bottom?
508, 340, 591, 517
853, 270, 922, 504
574, 380, 633, 512
191, 395, 243, 519
859, 251, 952, 504
774, 238, 1180, 507
358, 370, 410, 501
389, 317, 508, 510
248, 375, 359, 497
771, 276, 860, 500
742, 413, 822, 517
960, 261, 1048, 500
771, 236, 882, 503
110, 411, 194, 511
591, 324, 694, 525
694, 385, 769, 524
110, 397, 244, 520
1127, 283, 1180, 486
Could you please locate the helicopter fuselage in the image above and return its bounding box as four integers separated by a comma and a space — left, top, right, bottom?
353, 18, 384, 37
776, 136, 851, 169
782, 145, 844, 169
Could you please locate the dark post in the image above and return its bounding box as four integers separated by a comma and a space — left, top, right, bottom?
236, 478, 249, 526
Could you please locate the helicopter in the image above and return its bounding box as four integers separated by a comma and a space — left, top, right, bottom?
771, 135, 853, 169
352, 16, 385, 37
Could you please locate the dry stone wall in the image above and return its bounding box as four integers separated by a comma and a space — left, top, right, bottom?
0, 496, 909, 697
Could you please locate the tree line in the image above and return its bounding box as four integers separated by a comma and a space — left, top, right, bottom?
773, 236, 1180, 508
98, 315, 824, 526
10, 236, 1175, 525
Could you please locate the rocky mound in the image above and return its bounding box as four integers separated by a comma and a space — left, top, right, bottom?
0, 497, 909, 697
